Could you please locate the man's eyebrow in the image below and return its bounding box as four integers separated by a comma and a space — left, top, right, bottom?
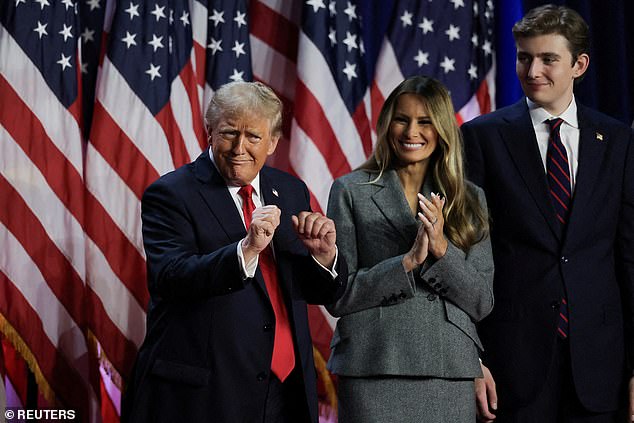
537, 52, 561, 58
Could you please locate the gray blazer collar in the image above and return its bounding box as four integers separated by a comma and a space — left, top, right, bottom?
370, 168, 435, 243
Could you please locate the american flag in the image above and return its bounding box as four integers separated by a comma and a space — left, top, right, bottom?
0, 0, 494, 421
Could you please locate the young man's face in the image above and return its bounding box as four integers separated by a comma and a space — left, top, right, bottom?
515, 33, 589, 115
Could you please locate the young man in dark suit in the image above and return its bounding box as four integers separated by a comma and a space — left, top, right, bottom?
122, 81, 347, 422
462, 5, 634, 422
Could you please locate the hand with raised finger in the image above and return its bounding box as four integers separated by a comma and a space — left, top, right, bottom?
402, 222, 429, 272
241, 205, 280, 263
292, 211, 337, 268
417, 192, 448, 258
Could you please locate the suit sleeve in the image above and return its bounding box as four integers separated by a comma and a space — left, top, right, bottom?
325, 178, 417, 317
141, 179, 245, 301
418, 187, 494, 322
462, 121, 487, 189
617, 129, 634, 369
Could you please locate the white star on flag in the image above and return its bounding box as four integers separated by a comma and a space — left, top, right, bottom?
208, 38, 222, 55
419, 17, 434, 34
440, 56, 456, 73
232, 40, 246, 58
33, 21, 47, 38
342, 61, 357, 80
121, 31, 137, 48
148, 34, 164, 52
209, 9, 225, 26
234, 11, 247, 28
124, 2, 140, 20
145, 63, 161, 80
56, 53, 72, 70
401, 10, 413, 27
414, 50, 429, 67
445, 24, 460, 41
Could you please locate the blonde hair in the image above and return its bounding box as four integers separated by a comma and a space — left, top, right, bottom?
361, 76, 488, 251
205, 81, 283, 138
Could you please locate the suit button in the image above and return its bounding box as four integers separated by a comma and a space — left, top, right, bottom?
561, 256, 569, 263
551, 300, 560, 310
399, 291, 407, 299
428, 277, 436, 284
263, 323, 273, 332
427, 294, 437, 301
256, 372, 268, 381
440, 288, 448, 295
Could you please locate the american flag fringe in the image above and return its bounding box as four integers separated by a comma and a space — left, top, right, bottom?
0, 0, 494, 421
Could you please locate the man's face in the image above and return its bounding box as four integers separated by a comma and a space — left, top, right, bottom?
516, 33, 588, 115
209, 111, 279, 186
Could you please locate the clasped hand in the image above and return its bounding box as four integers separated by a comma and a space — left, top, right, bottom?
402, 192, 448, 272
242, 206, 336, 268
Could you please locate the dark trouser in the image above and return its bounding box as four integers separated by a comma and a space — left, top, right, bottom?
263, 368, 311, 423
495, 338, 621, 423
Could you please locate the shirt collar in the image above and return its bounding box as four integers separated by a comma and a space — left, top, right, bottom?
526, 96, 579, 129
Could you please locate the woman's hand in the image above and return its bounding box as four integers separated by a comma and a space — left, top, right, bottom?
417, 192, 448, 258
402, 222, 429, 272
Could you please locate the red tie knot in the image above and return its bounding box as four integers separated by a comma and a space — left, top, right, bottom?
238, 184, 254, 200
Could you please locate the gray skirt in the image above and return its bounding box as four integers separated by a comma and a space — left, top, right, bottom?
337, 375, 475, 423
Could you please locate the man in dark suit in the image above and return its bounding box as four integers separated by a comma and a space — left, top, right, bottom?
461, 5, 634, 422
122, 81, 347, 422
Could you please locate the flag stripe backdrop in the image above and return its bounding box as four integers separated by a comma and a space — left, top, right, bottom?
0, 0, 494, 421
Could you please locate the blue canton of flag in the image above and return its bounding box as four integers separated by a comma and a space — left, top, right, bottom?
1, 0, 81, 109
302, 0, 369, 115
389, 0, 494, 111
204, 0, 252, 90
78, 0, 106, 138
108, 0, 193, 115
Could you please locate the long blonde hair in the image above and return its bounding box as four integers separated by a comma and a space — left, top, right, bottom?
361, 76, 488, 251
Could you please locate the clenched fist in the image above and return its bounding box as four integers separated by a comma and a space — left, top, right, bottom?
292, 211, 337, 268
241, 205, 280, 262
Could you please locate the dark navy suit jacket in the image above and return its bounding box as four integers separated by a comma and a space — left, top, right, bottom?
122, 150, 347, 422
462, 99, 634, 412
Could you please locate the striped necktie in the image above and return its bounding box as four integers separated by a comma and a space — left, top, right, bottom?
546, 118, 570, 339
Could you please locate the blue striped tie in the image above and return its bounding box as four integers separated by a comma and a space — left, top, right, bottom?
546, 118, 570, 339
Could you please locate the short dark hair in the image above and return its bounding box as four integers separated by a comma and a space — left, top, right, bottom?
512, 4, 589, 65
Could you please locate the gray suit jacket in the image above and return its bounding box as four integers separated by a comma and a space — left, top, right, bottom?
326, 169, 494, 378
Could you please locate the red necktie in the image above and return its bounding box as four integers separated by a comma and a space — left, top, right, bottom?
546, 118, 570, 339
238, 185, 295, 381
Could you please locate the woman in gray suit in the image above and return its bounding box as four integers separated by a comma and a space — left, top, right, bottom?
326, 75, 494, 422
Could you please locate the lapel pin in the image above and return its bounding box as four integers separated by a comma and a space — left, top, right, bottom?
595, 132, 604, 141
272, 188, 279, 197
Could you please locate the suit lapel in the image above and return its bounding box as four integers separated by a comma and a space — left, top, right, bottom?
566, 106, 608, 234
259, 169, 290, 300
501, 101, 562, 241
194, 150, 246, 243
194, 151, 269, 296
260, 169, 287, 254
371, 169, 419, 243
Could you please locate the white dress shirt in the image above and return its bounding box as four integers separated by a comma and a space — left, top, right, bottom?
527, 96, 580, 192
